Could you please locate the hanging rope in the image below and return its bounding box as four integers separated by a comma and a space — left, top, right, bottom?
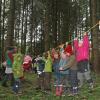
45, 21, 100, 52
67, 21, 100, 44
86, 21, 99, 32
53, 20, 100, 51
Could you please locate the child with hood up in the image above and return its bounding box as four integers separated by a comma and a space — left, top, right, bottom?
74, 32, 93, 89
12, 47, 23, 94
60, 44, 78, 96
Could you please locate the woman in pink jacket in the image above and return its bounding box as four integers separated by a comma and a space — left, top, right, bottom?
74, 32, 93, 89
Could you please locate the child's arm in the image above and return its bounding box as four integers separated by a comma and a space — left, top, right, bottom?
73, 37, 78, 50
83, 32, 89, 47
47, 51, 52, 60
59, 56, 75, 71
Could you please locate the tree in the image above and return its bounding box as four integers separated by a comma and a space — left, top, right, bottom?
0, 0, 1, 46
90, 0, 100, 72
43, 0, 50, 51
6, 0, 15, 47
0, 0, 2, 62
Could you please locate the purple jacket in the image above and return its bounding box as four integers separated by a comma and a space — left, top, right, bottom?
74, 35, 89, 62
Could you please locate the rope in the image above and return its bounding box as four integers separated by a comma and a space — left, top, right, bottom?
65, 21, 100, 44
43, 21, 100, 53
86, 21, 99, 32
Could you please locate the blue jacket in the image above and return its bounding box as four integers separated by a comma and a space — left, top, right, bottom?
37, 59, 45, 72
59, 58, 69, 75
53, 59, 60, 73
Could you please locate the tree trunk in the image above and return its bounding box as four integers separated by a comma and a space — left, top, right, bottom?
2, 0, 5, 54
21, 0, 25, 53
0, 0, 2, 62
29, 0, 34, 55
90, 0, 100, 72
52, 0, 57, 47
6, 0, 15, 47
44, 1, 50, 52
23, 3, 28, 54
0, 0, 1, 46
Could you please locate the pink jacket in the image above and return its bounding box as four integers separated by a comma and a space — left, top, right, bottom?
74, 35, 89, 62
23, 55, 32, 65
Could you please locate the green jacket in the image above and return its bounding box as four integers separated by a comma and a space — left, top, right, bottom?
44, 53, 52, 72
5, 51, 13, 68
12, 53, 23, 79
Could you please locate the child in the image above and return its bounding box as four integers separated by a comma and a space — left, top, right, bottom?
32, 57, 37, 73
43, 51, 52, 91
23, 54, 32, 71
59, 44, 69, 86
53, 51, 60, 85
0, 63, 6, 81
12, 47, 23, 94
2, 47, 14, 87
35, 55, 45, 90
52, 51, 61, 96
60, 44, 78, 96
57, 44, 69, 96
74, 32, 93, 89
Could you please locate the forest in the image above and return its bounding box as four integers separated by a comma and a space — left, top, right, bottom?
0, 0, 100, 99
0, 0, 100, 72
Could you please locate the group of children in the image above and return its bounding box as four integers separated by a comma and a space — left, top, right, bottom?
0, 32, 93, 96
1, 47, 23, 94
1, 47, 32, 94
34, 32, 93, 96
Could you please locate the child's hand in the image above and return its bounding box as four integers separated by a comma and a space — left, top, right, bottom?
59, 67, 64, 71
83, 32, 87, 36
47, 51, 50, 54
74, 37, 78, 40
59, 44, 64, 48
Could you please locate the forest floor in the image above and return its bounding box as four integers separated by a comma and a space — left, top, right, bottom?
0, 72, 100, 100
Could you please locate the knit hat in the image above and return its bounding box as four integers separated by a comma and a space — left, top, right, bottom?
64, 44, 73, 55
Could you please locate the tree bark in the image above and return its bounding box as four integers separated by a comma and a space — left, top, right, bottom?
6, 0, 15, 47
90, 0, 100, 72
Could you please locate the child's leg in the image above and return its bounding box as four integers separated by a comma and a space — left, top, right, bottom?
44, 72, 51, 90
12, 79, 21, 93
36, 75, 41, 89
55, 74, 62, 95
40, 73, 45, 90
1, 74, 8, 87
55, 73, 63, 95
62, 74, 68, 87
84, 71, 93, 89
77, 72, 84, 87
9, 73, 14, 86
69, 70, 78, 95
53, 72, 57, 84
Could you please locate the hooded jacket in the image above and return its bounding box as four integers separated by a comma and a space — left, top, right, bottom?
44, 52, 52, 72
74, 34, 89, 62
62, 55, 77, 70
12, 53, 23, 79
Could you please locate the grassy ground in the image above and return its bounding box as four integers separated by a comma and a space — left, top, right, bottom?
0, 72, 100, 100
